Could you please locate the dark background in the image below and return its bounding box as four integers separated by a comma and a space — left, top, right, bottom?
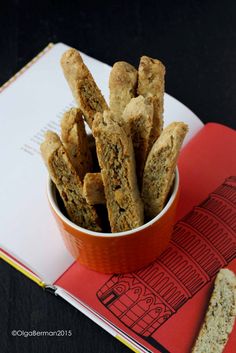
0, 1, 235, 353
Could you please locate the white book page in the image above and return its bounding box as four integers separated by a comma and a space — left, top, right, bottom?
0, 42, 203, 284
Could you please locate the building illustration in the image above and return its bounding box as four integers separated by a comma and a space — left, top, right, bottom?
97, 176, 236, 338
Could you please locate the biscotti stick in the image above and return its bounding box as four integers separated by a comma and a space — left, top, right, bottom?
137, 56, 165, 147
192, 269, 236, 353
123, 95, 154, 181
142, 122, 188, 219
40, 131, 101, 232
109, 61, 137, 118
83, 173, 106, 205
61, 108, 93, 181
93, 110, 144, 232
61, 48, 108, 129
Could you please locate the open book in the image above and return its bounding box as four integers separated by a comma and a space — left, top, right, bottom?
0, 43, 235, 353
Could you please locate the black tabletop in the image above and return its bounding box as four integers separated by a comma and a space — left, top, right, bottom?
1, 1, 235, 353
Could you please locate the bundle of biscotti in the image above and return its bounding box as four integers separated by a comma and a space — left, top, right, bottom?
40, 48, 188, 233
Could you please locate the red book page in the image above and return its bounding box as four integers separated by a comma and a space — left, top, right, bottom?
55, 123, 236, 353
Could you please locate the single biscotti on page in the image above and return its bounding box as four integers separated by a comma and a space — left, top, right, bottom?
123, 95, 154, 181
61, 108, 93, 181
40, 131, 101, 232
137, 56, 165, 147
83, 173, 106, 205
192, 269, 236, 353
92, 110, 144, 232
109, 61, 137, 118
142, 122, 188, 219
61, 48, 108, 129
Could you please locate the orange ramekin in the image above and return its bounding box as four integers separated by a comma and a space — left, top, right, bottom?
47, 169, 179, 274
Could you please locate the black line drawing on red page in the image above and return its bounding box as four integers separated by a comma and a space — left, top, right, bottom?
97, 177, 236, 352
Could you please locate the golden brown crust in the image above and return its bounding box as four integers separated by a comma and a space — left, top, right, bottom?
138, 56, 165, 98
109, 61, 137, 118
61, 48, 108, 128
83, 173, 106, 205
142, 122, 188, 219
61, 108, 93, 180
93, 110, 144, 232
40, 131, 101, 231
123, 95, 154, 181
192, 269, 236, 353
137, 56, 165, 146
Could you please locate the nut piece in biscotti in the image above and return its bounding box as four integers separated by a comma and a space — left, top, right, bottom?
142, 122, 188, 219
61, 107, 93, 181
109, 61, 137, 118
137, 55, 165, 147
83, 173, 106, 205
192, 268, 236, 353
40, 131, 101, 232
61, 48, 108, 129
92, 110, 144, 232
123, 95, 154, 181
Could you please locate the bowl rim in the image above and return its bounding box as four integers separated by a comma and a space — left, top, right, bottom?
47, 167, 179, 238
